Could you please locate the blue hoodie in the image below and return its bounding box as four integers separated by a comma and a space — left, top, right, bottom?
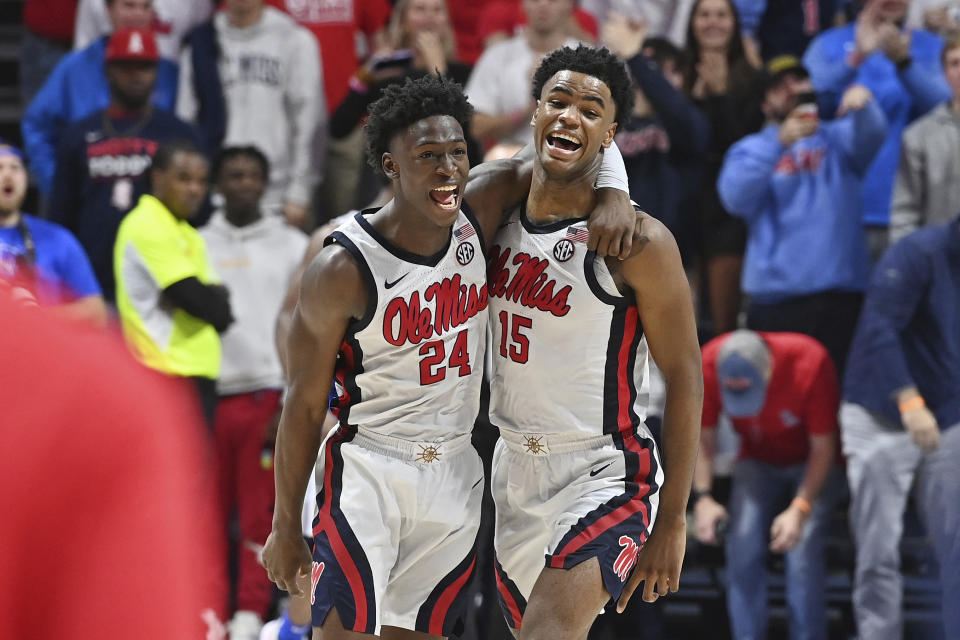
718, 98, 887, 302
21, 36, 179, 196
803, 24, 949, 226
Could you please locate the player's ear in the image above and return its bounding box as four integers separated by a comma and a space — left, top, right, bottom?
601, 122, 618, 148
531, 100, 541, 127
381, 153, 399, 180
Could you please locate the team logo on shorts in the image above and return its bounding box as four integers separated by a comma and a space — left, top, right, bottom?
553, 239, 575, 262
311, 561, 325, 605
614, 536, 640, 582
415, 444, 442, 463
456, 241, 475, 265
523, 435, 547, 455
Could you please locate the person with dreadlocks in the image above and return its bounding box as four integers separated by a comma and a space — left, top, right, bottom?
0, 141, 106, 326
261, 71, 638, 640
486, 45, 702, 639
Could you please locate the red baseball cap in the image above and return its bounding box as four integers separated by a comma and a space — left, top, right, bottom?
105, 28, 159, 63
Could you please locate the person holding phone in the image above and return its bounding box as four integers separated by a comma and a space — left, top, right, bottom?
717, 56, 888, 376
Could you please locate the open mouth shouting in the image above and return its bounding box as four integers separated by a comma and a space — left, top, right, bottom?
429, 184, 460, 211
545, 131, 583, 158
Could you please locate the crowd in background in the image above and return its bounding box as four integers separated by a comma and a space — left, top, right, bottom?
4, 0, 959, 639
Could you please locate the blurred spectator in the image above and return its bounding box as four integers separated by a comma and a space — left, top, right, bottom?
718, 59, 886, 374
0, 142, 106, 326
21, 0, 178, 197
890, 37, 960, 242
177, 0, 324, 228
199, 146, 308, 640
20, 0, 78, 106
329, 0, 478, 211
0, 293, 226, 640
265, 0, 391, 116
602, 17, 708, 255
478, 0, 599, 49
582, 0, 696, 46
803, 0, 950, 260
113, 140, 232, 427
466, 0, 581, 152
735, 0, 843, 60
907, 0, 960, 37
694, 330, 844, 640
841, 218, 960, 640
73, 0, 213, 59
683, 0, 764, 336
47, 28, 200, 302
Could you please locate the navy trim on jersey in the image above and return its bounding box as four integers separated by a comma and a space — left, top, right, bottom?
601, 305, 644, 433
494, 556, 527, 630
459, 200, 488, 257
312, 428, 379, 634
354, 209, 451, 267
415, 532, 478, 636
518, 200, 589, 234
335, 331, 364, 428
326, 231, 377, 332
584, 251, 632, 307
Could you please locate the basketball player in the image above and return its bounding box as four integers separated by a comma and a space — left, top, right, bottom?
488, 46, 703, 639
261, 73, 638, 640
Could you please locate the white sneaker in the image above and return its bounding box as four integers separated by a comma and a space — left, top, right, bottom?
258, 617, 282, 640
228, 611, 263, 640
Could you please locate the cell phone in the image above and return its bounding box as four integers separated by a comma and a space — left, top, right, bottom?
371, 49, 414, 72
794, 91, 819, 119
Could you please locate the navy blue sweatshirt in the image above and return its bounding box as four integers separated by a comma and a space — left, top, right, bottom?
844, 219, 960, 430
616, 54, 708, 250
47, 107, 201, 301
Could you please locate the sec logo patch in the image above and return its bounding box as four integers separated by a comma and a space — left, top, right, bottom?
457, 242, 475, 265
553, 239, 575, 262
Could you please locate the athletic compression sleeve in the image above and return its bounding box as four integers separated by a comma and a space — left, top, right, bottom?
595, 140, 629, 193
163, 277, 234, 333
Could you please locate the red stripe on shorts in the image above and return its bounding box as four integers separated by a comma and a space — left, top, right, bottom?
429, 557, 476, 635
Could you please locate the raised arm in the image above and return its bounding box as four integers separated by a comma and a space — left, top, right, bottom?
262, 244, 368, 596
615, 216, 703, 609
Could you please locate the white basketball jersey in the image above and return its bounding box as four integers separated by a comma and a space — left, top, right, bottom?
487, 205, 650, 437
328, 209, 488, 441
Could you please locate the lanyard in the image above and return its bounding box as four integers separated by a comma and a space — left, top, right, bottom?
16, 215, 36, 265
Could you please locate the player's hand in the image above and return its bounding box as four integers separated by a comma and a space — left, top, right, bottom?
769, 505, 806, 553
262, 528, 313, 596
587, 190, 634, 259
617, 518, 685, 611
902, 405, 940, 453
284, 202, 310, 229
693, 496, 728, 546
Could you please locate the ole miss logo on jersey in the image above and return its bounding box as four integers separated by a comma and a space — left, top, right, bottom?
382, 274, 488, 346
488, 245, 571, 317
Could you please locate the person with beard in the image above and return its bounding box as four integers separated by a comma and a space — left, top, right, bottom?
718, 57, 887, 376
114, 139, 232, 428
0, 142, 106, 326
198, 146, 309, 639
47, 28, 200, 302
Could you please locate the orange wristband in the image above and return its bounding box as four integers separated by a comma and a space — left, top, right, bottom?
791, 496, 811, 516
898, 396, 925, 413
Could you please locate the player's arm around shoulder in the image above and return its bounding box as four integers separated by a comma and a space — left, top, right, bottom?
462, 155, 531, 244
264, 243, 368, 596
615, 214, 703, 609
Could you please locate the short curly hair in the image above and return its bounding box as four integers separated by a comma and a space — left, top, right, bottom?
531, 45, 635, 123
364, 74, 474, 173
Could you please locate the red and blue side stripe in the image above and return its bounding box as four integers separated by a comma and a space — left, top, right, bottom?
311, 428, 378, 634
415, 537, 478, 636
494, 556, 527, 630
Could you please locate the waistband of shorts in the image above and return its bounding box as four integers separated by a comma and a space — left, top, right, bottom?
351, 427, 473, 462
498, 429, 613, 455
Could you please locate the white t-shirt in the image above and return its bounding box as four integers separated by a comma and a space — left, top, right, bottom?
465, 36, 580, 148
73, 0, 214, 60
